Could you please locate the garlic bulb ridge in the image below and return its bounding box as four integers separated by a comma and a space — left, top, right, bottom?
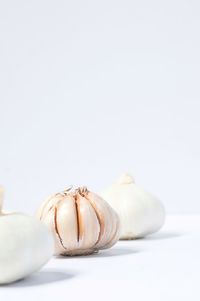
37, 186, 120, 256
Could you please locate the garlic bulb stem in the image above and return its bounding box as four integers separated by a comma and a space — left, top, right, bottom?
117, 173, 135, 184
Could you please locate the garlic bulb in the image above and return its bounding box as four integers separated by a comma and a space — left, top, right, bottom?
37, 187, 120, 255
0, 193, 54, 284
101, 173, 165, 239
0, 186, 3, 212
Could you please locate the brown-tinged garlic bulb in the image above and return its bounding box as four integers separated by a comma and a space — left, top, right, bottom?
37, 187, 120, 256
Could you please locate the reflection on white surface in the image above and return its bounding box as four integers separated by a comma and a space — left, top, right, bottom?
144, 231, 183, 240
1, 269, 74, 288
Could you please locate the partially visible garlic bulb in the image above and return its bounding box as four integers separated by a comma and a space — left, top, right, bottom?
0, 191, 54, 284
0, 186, 3, 212
37, 186, 120, 256
101, 173, 165, 239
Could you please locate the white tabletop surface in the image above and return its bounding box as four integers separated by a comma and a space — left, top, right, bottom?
0, 214, 199, 301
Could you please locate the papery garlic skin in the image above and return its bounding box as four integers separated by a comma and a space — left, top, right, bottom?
37, 187, 120, 256
101, 173, 165, 239
0, 214, 54, 284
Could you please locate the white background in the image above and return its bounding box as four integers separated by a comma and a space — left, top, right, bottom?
0, 0, 200, 213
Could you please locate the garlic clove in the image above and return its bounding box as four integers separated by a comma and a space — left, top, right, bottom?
56, 195, 79, 252
75, 193, 100, 251
37, 194, 60, 221
102, 208, 121, 249
41, 206, 65, 255
86, 192, 120, 248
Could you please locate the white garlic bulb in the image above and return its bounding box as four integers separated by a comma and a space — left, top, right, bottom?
101, 173, 165, 239
0, 214, 54, 284
37, 186, 120, 256
0, 191, 54, 284
0, 186, 4, 212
